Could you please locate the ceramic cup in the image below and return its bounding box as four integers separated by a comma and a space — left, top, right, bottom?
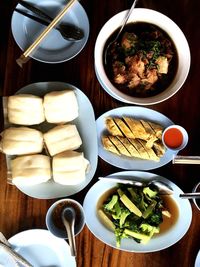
162, 125, 189, 151
46, 198, 85, 239
192, 182, 200, 211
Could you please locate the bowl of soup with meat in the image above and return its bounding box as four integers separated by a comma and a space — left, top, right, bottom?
94, 8, 190, 105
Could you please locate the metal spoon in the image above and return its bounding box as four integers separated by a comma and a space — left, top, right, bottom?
179, 192, 200, 199
98, 176, 173, 195
104, 0, 139, 65
61, 207, 76, 257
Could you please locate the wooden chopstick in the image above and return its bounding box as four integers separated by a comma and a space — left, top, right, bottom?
16, 0, 77, 67
172, 155, 200, 164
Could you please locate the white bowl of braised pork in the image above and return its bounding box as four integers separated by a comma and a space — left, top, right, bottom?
94, 8, 190, 105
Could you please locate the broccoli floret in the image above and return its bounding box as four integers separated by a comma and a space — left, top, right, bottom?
143, 187, 158, 198
139, 223, 159, 238
119, 210, 130, 228
104, 195, 118, 210
115, 228, 128, 247
140, 223, 159, 233
111, 200, 122, 220
147, 212, 163, 226
140, 223, 154, 233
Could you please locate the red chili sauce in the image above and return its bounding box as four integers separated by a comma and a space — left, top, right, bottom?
163, 128, 183, 149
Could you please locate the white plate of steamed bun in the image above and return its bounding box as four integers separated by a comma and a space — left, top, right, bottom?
1, 82, 98, 199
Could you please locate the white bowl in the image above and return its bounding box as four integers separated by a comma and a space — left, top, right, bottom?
94, 8, 190, 105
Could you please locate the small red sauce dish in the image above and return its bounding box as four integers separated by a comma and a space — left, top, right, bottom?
162, 125, 188, 151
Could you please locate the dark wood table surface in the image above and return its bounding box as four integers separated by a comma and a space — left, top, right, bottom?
1, 0, 200, 266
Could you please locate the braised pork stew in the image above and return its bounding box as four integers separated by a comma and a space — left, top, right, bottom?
104, 22, 178, 97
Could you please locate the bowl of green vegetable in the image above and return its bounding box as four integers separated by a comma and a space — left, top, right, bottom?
83, 171, 192, 252
94, 8, 190, 105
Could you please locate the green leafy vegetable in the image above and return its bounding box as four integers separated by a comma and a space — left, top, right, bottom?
98, 183, 170, 247
143, 187, 158, 198
104, 195, 118, 210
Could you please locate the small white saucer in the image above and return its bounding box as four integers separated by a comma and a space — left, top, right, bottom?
0, 229, 76, 267
0, 249, 17, 267
11, 0, 90, 63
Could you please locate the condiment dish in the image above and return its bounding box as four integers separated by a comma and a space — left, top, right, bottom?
46, 198, 85, 239
162, 125, 188, 151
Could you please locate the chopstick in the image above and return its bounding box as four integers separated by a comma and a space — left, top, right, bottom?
172, 155, 200, 164
16, 0, 77, 67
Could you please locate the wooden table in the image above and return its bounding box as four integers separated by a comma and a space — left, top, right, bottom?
1, 0, 200, 266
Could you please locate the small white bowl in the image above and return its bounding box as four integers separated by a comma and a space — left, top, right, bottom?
94, 8, 190, 105
162, 125, 188, 151
46, 198, 85, 239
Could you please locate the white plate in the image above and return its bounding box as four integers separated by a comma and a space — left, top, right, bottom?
0, 229, 76, 267
83, 171, 192, 252
11, 0, 89, 63
96, 106, 178, 170
4, 82, 98, 199
0, 249, 17, 267
195, 249, 200, 267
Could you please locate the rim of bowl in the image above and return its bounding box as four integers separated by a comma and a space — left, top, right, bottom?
94, 8, 191, 105
192, 182, 200, 211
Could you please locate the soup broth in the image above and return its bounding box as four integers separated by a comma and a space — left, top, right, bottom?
159, 195, 179, 234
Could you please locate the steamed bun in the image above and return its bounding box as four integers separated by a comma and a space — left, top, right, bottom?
43, 124, 82, 156
11, 154, 51, 186
43, 90, 78, 123
52, 150, 89, 185
7, 94, 45, 125
1, 127, 43, 155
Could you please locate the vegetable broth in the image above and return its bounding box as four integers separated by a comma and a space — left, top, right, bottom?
104, 22, 178, 97
159, 195, 179, 234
